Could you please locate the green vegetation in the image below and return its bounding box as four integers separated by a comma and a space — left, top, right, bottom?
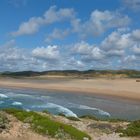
1, 69, 140, 78
116, 120, 140, 137
58, 113, 66, 117
4, 108, 91, 140
80, 115, 99, 121
66, 116, 80, 121
0, 71, 41, 77
42, 110, 51, 114
104, 118, 128, 123
80, 115, 127, 122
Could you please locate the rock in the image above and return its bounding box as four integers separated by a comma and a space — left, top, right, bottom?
83, 137, 89, 140
0, 113, 9, 133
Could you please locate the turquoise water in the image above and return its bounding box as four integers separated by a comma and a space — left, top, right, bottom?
0, 88, 140, 120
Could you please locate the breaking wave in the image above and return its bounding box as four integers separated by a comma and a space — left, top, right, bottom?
79, 105, 110, 116
69, 104, 111, 117
31, 103, 78, 118
0, 94, 8, 98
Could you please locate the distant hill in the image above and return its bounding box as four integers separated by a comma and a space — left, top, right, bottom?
0, 70, 140, 78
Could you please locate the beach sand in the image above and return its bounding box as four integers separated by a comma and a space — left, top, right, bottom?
0, 77, 139, 101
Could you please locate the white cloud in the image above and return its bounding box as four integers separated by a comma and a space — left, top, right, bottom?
45, 28, 70, 42
0, 40, 24, 61
11, 6, 75, 36
0, 40, 29, 71
2, 28, 140, 71
11, 6, 131, 41
101, 31, 132, 51
82, 47, 104, 61
72, 41, 92, 55
72, 41, 104, 61
44, 6, 75, 23
71, 10, 130, 38
133, 45, 140, 55
65, 57, 85, 69
32, 45, 60, 60
12, 17, 44, 36
119, 54, 140, 69
132, 29, 140, 40
70, 28, 140, 69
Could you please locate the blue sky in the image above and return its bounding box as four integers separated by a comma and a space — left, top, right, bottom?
0, 0, 140, 71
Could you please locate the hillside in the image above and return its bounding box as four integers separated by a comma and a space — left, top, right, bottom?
0, 109, 140, 140
1, 70, 140, 78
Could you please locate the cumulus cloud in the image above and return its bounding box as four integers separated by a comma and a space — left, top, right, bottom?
32, 45, 60, 60
0, 41, 63, 71
0, 40, 29, 71
72, 41, 104, 62
2, 28, 140, 71
0, 40, 24, 61
71, 29, 140, 68
45, 28, 70, 43
133, 45, 140, 55
71, 10, 130, 38
119, 54, 140, 69
12, 17, 44, 36
101, 31, 132, 57
131, 29, 140, 40
11, 6, 131, 41
72, 41, 92, 55
11, 6, 75, 36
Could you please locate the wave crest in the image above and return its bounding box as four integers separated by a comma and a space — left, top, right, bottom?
31, 103, 78, 118
0, 94, 8, 98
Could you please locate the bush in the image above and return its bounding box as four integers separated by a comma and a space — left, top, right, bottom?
116, 120, 140, 137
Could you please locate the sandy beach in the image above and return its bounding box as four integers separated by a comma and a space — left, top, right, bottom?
0, 77, 140, 101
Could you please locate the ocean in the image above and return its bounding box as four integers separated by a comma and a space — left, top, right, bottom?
0, 88, 140, 120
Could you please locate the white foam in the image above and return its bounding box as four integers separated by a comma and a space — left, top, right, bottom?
12, 101, 23, 106
31, 103, 78, 118
98, 110, 111, 116
0, 93, 8, 98
70, 104, 111, 117
7, 92, 33, 98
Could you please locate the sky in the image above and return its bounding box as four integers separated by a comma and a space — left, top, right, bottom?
0, 0, 140, 71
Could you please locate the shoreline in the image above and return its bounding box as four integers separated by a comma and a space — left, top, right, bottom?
0, 78, 140, 101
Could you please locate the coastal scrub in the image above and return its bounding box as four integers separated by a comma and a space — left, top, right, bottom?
4, 108, 91, 140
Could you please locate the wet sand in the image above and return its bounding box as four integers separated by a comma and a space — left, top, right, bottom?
0, 78, 140, 101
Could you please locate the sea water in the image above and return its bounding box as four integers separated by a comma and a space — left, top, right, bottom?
0, 88, 140, 120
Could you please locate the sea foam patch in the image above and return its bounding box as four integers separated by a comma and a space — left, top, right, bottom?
12, 101, 23, 106
6, 92, 33, 98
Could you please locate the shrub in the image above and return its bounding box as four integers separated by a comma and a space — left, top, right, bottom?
116, 120, 140, 136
